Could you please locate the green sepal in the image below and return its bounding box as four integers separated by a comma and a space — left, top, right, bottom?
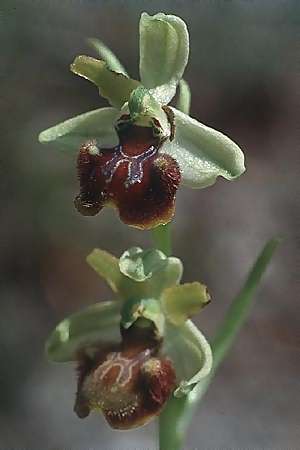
139, 12, 189, 105
161, 282, 210, 325
121, 297, 165, 337
87, 38, 128, 76
38, 107, 119, 150
163, 320, 213, 397
70, 55, 140, 109
163, 107, 246, 188
46, 301, 121, 362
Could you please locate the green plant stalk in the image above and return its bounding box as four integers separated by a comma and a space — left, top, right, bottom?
155, 237, 280, 450
151, 223, 172, 256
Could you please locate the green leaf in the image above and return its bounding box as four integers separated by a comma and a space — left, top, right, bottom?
161, 282, 210, 325
163, 320, 212, 397
159, 237, 280, 450
87, 38, 128, 76
71, 55, 140, 109
46, 301, 121, 362
176, 79, 191, 115
119, 247, 169, 282
163, 107, 246, 188
38, 107, 119, 150
139, 13, 189, 105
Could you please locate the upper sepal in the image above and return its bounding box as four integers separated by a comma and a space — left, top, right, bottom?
46, 301, 122, 362
139, 13, 189, 105
163, 107, 246, 188
70, 55, 140, 109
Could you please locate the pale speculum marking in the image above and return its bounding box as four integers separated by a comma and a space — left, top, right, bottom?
102, 145, 157, 188
99, 349, 151, 387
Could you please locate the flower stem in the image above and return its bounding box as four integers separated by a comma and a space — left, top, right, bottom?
158, 237, 280, 450
151, 223, 172, 256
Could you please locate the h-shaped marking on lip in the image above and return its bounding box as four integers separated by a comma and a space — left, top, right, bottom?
102, 145, 157, 187
99, 350, 151, 387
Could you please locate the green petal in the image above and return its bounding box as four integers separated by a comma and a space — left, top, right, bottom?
46, 301, 121, 362
161, 282, 210, 326
86, 249, 123, 294
162, 107, 246, 188
139, 13, 189, 105
71, 55, 140, 109
38, 107, 119, 150
176, 79, 191, 115
87, 38, 128, 76
163, 320, 212, 397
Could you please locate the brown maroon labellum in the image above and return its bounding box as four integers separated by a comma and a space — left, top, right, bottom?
74, 326, 176, 429
75, 121, 181, 229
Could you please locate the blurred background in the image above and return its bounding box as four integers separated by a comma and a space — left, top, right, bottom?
1, 0, 299, 448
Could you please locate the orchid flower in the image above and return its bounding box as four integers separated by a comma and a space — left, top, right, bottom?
46, 247, 212, 429
39, 12, 245, 229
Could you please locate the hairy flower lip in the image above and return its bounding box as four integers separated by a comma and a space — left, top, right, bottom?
75, 121, 181, 229
74, 324, 176, 429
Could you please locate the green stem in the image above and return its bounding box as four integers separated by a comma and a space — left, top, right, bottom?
151, 223, 172, 256
158, 237, 280, 450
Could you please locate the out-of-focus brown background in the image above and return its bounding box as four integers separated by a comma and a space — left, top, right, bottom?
1, 1, 299, 448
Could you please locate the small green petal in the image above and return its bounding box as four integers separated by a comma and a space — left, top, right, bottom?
163, 107, 246, 188
139, 12, 189, 105
87, 249, 123, 294
176, 79, 191, 115
163, 320, 212, 397
119, 247, 169, 282
38, 107, 119, 150
87, 38, 128, 76
121, 297, 165, 337
46, 301, 121, 362
161, 282, 210, 326
70, 55, 140, 109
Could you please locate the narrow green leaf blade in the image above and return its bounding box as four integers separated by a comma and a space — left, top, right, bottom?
159, 237, 280, 450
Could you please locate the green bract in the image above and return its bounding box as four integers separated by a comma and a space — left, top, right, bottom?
46, 247, 212, 397
39, 12, 245, 190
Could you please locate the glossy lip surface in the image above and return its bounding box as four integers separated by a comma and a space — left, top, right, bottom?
75, 123, 181, 229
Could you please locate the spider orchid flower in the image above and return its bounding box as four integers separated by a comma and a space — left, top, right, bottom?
39, 12, 245, 229
46, 247, 212, 429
